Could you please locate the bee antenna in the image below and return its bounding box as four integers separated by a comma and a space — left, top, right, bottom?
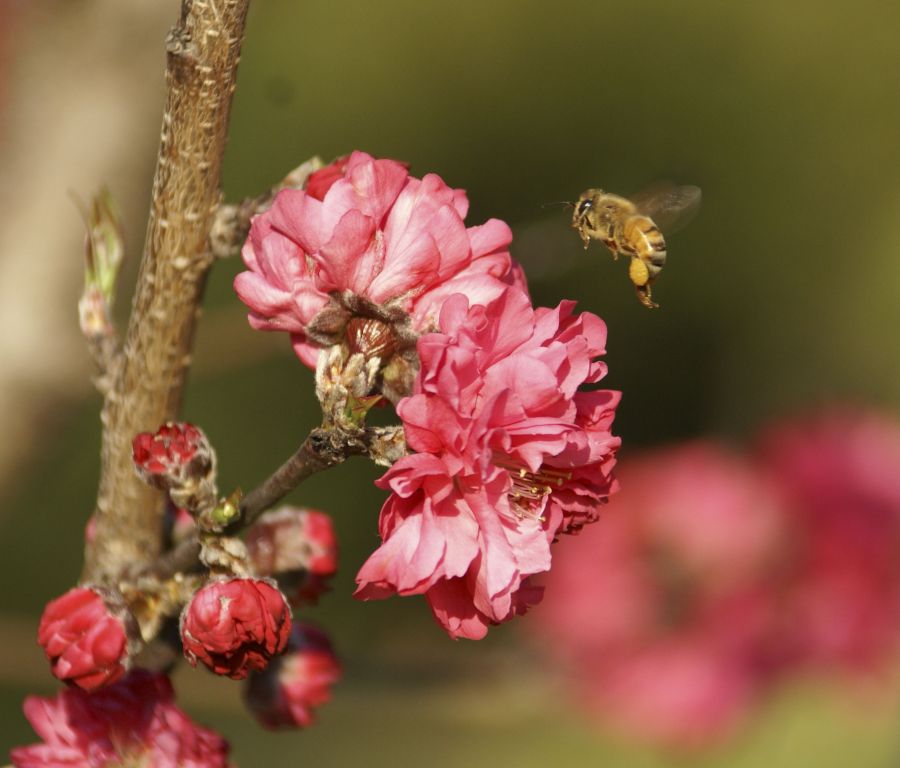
541, 200, 575, 209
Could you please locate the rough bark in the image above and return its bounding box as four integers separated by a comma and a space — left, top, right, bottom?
83, 0, 251, 583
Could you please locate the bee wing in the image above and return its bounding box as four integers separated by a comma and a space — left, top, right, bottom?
630, 181, 701, 234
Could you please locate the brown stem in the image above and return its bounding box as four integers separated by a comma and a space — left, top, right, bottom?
238, 427, 361, 527
83, 0, 251, 584
84, 333, 122, 397
147, 426, 378, 581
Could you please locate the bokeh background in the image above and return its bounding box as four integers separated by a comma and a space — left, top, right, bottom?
2, 0, 900, 765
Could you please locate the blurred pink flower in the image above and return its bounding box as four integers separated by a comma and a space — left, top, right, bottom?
755, 409, 900, 674
181, 578, 291, 680
234, 150, 524, 368
532, 443, 785, 747
355, 289, 620, 639
11, 670, 230, 768
246, 506, 339, 605
244, 623, 341, 729
37, 586, 135, 692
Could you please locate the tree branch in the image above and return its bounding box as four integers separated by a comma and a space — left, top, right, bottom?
147, 427, 361, 581
143, 422, 408, 582
83, 0, 251, 584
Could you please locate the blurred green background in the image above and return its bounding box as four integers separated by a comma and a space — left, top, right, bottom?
3, 0, 900, 765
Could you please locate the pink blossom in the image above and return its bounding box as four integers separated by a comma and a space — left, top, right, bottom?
755, 409, 900, 674
355, 289, 620, 639
234, 150, 524, 369
37, 586, 134, 691
10, 670, 230, 768
532, 443, 785, 747
244, 623, 341, 729
246, 506, 339, 605
181, 578, 291, 680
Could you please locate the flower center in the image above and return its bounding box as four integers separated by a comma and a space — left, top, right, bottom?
493, 455, 572, 520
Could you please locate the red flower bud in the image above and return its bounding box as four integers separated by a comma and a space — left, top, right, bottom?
132, 422, 217, 512
181, 578, 291, 680
37, 586, 136, 691
304, 155, 349, 200
244, 623, 341, 729
246, 506, 338, 605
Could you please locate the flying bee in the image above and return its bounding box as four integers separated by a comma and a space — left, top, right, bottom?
571, 182, 701, 308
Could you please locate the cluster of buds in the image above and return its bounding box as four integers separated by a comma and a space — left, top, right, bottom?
309, 295, 421, 409
246, 506, 338, 605
315, 340, 384, 431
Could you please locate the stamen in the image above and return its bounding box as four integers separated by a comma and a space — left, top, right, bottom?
494, 454, 573, 520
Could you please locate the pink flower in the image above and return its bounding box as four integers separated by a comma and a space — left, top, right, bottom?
37, 586, 135, 691
181, 578, 291, 680
11, 670, 230, 768
244, 623, 341, 729
246, 506, 338, 605
355, 289, 620, 639
234, 150, 524, 370
755, 409, 900, 674
531, 443, 785, 747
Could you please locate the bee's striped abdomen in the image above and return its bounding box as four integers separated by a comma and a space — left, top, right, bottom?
626, 216, 667, 279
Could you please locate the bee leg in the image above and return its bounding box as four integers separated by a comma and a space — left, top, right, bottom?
628, 257, 659, 309
603, 240, 619, 260
635, 283, 659, 309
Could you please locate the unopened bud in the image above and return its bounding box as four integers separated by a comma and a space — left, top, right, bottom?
246, 507, 338, 605
37, 585, 139, 691
180, 578, 292, 680
132, 422, 218, 514
244, 623, 341, 729
206, 488, 242, 531
77, 188, 124, 338
303, 155, 348, 200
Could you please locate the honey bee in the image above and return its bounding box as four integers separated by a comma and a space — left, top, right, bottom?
571, 182, 701, 308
